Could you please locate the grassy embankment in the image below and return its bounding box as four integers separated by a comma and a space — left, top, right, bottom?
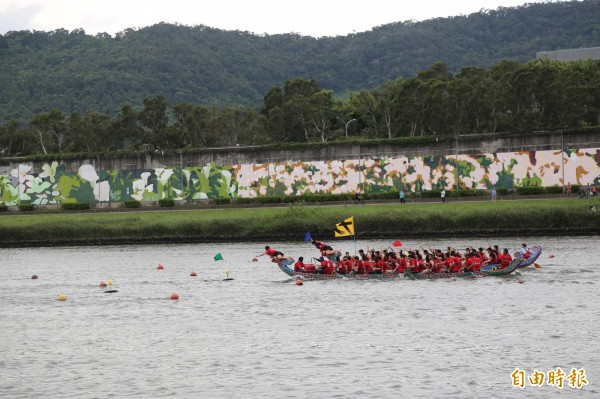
0, 198, 599, 247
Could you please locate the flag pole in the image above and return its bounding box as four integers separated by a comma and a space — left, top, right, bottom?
354, 217, 357, 255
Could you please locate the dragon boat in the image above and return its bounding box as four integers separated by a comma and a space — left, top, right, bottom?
516, 245, 542, 268
277, 253, 523, 281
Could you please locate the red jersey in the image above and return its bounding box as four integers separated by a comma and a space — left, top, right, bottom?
432, 259, 444, 273
395, 258, 408, 273
410, 261, 422, 273
449, 256, 462, 273
265, 248, 279, 257
356, 260, 366, 274
294, 261, 305, 272
386, 262, 396, 273
500, 254, 512, 268
321, 260, 335, 274
338, 260, 353, 274
470, 257, 482, 272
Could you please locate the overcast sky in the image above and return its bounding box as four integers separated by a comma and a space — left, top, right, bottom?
1, 0, 552, 37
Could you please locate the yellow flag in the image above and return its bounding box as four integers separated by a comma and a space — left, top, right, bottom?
334, 216, 355, 237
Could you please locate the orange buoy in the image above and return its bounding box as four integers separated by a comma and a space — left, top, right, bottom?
190, 272, 197, 277
99, 281, 107, 287
31, 275, 38, 280
157, 264, 164, 270
57, 294, 67, 301
295, 278, 303, 286
170, 292, 179, 300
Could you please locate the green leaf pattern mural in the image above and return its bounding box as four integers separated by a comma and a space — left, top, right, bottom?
1, 148, 600, 206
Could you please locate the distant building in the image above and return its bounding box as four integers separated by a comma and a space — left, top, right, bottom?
536, 47, 600, 61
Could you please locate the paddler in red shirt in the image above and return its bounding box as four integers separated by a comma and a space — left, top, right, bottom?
431, 254, 445, 273
312, 239, 336, 258
354, 256, 366, 274
466, 252, 482, 272
394, 254, 408, 273
337, 256, 354, 274
448, 251, 464, 273
499, 248, 513, 269
254, 246, 286, 263
318, 256, 335, 275
294, 257, 306, 273
486, 248, 498, 265
519, 243, 531, 259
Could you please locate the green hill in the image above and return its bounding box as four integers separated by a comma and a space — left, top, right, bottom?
1, 0, 599, 123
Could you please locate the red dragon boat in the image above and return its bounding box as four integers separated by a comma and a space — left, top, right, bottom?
277, 252, 526, 280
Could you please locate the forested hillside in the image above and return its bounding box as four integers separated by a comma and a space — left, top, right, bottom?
1, 0, 599, 124
2, 58, 599, 157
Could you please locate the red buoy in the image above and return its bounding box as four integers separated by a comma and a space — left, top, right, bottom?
31, 275, 38, 280
157, 264, 164, 270
190, 271, 197, 277
99, 281, 107, 287
170, 292, 179, 300
295, 278, 303, 286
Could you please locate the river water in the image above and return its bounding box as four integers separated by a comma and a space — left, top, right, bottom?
0, 236, 598, 398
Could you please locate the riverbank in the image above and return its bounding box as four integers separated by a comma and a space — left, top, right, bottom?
1, 198, 599, 248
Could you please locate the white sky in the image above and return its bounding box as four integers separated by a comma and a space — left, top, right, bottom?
0, 0, 552, 37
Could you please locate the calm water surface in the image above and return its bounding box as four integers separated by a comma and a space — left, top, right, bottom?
1, 236, 598, 398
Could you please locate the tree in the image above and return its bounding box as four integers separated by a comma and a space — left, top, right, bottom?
140, 95, 169, 148
262, 86, 285, 141
170, 103, 205, 148
68, 111, 113, 152
112, 104, 144, 150
278, 78, 334, 142
29, 109, 67, 154
348, 91, 380, 137
0, 120, 27, 156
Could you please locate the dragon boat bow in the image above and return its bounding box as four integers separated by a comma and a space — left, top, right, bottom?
516, 245, 542, 268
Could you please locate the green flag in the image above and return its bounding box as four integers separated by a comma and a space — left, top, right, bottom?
214, 253, 224, 261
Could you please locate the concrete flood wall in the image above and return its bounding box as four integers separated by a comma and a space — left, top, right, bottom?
1, 131, 600, 206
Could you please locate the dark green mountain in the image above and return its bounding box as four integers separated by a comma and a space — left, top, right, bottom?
0, 0, 599, 123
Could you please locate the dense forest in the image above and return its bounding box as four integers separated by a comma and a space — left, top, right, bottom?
0, 0, 599, 157
1, 58, 599, 157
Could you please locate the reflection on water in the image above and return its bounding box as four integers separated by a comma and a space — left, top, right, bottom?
0, 236, 598, 398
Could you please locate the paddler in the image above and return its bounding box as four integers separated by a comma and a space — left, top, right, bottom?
318, 256, 335, 275
294, 257, 306, 273
312, 239, 338, 260
519, 243, 531, 259
254, 246, 286, 263
499, 248, 513, 269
